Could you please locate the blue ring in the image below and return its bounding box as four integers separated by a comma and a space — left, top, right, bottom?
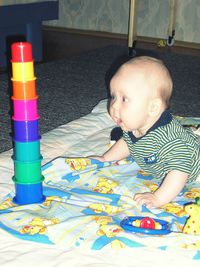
120, 216, 171, 235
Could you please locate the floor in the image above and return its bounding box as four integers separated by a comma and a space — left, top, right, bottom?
42, 28, 200, 63
42, 29, 126, 62
0, 28, 199, 74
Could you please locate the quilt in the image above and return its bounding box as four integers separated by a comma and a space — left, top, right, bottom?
0, 155, 200, 261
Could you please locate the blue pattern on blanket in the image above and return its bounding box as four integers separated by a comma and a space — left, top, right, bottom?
0, 156, 200, 259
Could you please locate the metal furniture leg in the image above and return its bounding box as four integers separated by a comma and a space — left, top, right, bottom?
128, 0, 137, 57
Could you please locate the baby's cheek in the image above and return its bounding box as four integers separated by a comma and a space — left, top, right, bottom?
108, 106, 113, 116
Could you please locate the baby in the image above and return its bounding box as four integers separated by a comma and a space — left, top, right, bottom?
94, 56, 200, 208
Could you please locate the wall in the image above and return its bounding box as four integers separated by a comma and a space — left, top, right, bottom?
1, 0, 200, 43
46, 0, 200, 44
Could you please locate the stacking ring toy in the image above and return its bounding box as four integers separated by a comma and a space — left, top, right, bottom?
120, 216, 171, 235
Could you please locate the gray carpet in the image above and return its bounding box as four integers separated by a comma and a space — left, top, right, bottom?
0, 45, 199, 153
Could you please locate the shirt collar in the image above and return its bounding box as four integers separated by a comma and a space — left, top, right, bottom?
128, 110, 173, 143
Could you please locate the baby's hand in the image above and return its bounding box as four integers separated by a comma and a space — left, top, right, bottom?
134, 192, 162, 209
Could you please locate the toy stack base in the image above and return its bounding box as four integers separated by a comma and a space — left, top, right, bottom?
11, 42, 45, 205
13, 182, 46, 205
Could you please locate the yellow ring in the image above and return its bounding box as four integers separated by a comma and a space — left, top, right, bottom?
12, 62, 35, 82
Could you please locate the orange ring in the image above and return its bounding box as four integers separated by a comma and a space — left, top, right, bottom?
12, 80, 37, 99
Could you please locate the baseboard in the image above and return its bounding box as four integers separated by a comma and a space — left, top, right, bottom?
42, 26, 200, 50
42, 26, 127, 40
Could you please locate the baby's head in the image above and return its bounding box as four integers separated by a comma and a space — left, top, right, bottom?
109, 56, 173, 133
112, 56, 173, 108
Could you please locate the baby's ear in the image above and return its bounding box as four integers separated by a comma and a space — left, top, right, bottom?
149, 98, 163, 116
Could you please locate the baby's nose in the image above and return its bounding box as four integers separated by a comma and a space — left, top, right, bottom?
110, 105, 119, 119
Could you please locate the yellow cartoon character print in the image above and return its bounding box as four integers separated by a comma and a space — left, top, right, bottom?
0, 198, 17, 210
143, 181, 159, 192
162, 203, 186, 217
20, 217, 60, 235
97, 224, 124, 248
65, 158, 91, 171
93, 177, 118, 194
184, 188, 200, 199
89, 203, 122, 215
94, 216, 112, 225
183, 199, 200, 235
94, 216, 124, 248
43, 196, 62, 206
182, 240, 200, 249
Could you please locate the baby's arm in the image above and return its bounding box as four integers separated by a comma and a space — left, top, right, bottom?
134, 170, 188, 208
93, 138, 130, 162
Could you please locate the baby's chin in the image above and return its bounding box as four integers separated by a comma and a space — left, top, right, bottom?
120, 125, 131, 132
112, 119, 133, 132
121, 125, 138, 132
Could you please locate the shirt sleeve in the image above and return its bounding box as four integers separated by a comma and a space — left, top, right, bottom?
159, 138, 193, 175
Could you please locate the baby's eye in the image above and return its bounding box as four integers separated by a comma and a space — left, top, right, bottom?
110, 94, 116, 101
122, 96, 128, 102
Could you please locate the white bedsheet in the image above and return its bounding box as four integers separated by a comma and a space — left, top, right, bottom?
0, 99, 199, 267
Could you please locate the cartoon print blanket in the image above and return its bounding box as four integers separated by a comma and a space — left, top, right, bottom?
0, 156, 200, 260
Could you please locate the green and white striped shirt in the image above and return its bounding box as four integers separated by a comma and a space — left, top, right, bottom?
123, 111, 200, 183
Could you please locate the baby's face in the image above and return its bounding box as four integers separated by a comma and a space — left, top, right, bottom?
109, 64, 154, 133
